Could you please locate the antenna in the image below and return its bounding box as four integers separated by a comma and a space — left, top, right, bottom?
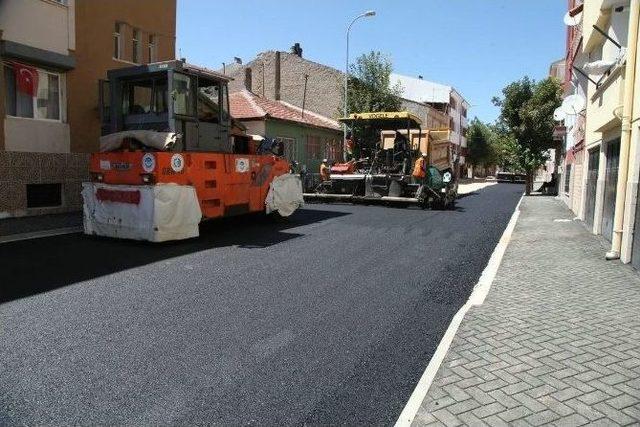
560, 94, 586, 115
553, 106, 567, 122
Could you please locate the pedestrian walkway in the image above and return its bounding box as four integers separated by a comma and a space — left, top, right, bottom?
0, 211, 82, 241
411, 196, 640, 426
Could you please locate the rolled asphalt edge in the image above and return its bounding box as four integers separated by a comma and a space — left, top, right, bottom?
394, 193, 524, 427
0, 181, 497, 244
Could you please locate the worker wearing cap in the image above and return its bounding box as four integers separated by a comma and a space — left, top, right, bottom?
320, 159, 331, 181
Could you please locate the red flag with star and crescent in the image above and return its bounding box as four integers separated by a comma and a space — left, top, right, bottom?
12, 63, 39, 97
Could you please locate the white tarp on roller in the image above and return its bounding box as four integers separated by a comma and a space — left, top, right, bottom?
99, 131, 178, 152
265, 173, 304, 217
82, 182, 202, 242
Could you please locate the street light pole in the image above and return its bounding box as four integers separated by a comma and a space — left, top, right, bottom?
344, 10, 375, 160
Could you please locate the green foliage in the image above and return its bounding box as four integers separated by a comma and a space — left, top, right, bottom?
492, 76, 562, 192
466, 118, 494, 167
342, 51, 403, 115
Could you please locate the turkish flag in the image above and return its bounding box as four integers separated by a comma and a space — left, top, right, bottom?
12, 63, 39, 97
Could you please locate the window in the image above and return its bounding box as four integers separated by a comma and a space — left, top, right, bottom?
99, 79, 110, 125
114, 23, 123, 59
198, 81, 221, 123
461, 106, 467, 118
51, 0, 68, 4
449, 117, 456, 132
307, 135, 322, 160
122, 78, 168, 115
565, 164, 572, 193
27, 183, 62, 208
4, 64, 61, 121
148, 35, 157, 63
276, 137, 297, 162
132, 29, 141, 64
221, 84, 229, 122
450, 98, 457, 111
325, 139, 341, 160
172, 73, 195, 116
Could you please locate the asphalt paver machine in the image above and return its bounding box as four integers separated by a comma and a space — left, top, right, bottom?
82, 60, 303, 242
304, 112, 458, 209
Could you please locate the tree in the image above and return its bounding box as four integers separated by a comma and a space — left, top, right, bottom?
342, 51, 403, 115
492, 77, 562, 194
466, 118, 494, 168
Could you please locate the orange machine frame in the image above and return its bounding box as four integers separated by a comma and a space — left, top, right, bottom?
89, 151, 290, 219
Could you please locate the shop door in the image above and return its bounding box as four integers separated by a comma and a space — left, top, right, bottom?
601, 139, 620, 241
584, 148, 599, 230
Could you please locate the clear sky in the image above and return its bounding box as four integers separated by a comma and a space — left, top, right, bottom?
177, 0, 566, 123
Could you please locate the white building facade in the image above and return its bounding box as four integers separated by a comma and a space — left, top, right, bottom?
390, 74, 469, 174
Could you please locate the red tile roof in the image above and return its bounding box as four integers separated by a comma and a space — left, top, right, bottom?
229, 90, 340, 131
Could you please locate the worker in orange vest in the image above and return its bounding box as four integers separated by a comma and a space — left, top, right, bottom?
412, 153, 427, 179
320, 159, 331, 181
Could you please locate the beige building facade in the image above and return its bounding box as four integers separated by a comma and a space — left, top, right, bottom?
560, 0, 640, 268
0, 0, 175, 218
0, 0, 78, 217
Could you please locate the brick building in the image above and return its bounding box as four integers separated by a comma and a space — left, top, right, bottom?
224, 47, 450, 130
227, 49, 342, 120
0, 0, 175, 218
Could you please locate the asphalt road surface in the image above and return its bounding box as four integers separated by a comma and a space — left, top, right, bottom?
0, 183, 523, 425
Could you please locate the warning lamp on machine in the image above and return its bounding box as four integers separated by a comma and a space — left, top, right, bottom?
90, 172, 104, 182
140, 173, 155, 184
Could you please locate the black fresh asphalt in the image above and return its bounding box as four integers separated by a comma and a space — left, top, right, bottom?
0, 183, 523, 425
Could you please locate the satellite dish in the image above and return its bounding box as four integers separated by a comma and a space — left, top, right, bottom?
561, 94, 586, 115
563, 10, 582, 26
554, 106, 567, 121
583, 60, 616, 74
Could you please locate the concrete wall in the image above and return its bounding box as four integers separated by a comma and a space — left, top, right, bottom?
228, 51, 342, 120
0, 0, 75, 55
67, 0, 176, 153
0, 151, 88, 217
4, 117, 70, 153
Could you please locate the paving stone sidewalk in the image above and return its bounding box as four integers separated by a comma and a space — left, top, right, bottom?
413, 196, 640, 426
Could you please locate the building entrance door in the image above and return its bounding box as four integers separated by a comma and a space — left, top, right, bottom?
601, 139, 620, 241
584, 148, 599, 231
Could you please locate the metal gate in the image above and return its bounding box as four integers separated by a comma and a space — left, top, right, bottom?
584, 148, 599, 230
601, 139, 620, 241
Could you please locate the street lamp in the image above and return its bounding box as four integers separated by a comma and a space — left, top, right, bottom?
344, 10, 376, 159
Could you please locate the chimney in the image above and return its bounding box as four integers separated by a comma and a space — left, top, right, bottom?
244, 67, 252, 92
291, 42, 303, 57
275, 51, 281, 101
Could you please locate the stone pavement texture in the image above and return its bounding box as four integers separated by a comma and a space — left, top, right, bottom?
413, 196, 640, 426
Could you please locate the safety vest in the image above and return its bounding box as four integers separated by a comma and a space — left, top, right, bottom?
412, 157, 426, 178
320, 163, 331, 180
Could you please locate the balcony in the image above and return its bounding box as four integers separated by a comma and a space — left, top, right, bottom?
587, 64, 624, 134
